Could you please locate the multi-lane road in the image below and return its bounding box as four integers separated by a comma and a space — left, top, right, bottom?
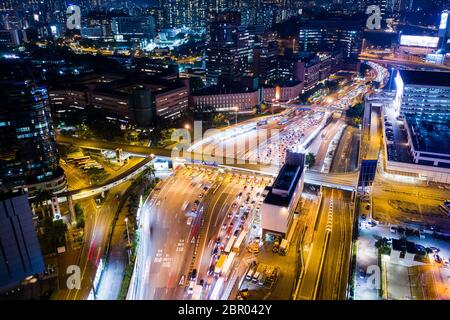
129, 166, 270, 300
295, 188, 354, 300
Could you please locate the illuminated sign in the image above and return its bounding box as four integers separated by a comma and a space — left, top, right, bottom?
440, 11, 448, 30
400, 35, 439, 48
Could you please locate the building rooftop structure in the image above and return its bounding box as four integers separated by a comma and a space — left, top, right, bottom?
263, 152, 305, 208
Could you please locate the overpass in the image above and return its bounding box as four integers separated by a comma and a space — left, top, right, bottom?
56, 135, 358, 192
359, 54, 450, 71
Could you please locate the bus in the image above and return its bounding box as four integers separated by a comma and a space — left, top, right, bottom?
224, 236, 237, 254
214, 255, 227, 274
232, 230, 247, 253
210, 277, 224, 300
221, 252, 236, 278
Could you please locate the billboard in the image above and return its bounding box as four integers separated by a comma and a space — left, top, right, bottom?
400, 35, 439, 48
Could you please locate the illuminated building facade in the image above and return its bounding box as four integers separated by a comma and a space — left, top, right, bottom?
0, 81, 66, 195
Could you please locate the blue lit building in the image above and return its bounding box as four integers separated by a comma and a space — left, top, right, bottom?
0, 191, 44, 293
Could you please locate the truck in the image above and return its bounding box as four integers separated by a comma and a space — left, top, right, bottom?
210, 277, 224, 300
232, 230, 247, 253
224, 236, 237, 254
214, 255, 227, 274
272, 238, 280, 253
192, 284, 203, 300
221, 252, 236, 278
279, 239, 289, 255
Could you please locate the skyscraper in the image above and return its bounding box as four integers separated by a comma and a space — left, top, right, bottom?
0, 81, 66, 195
205, 11, 254, 86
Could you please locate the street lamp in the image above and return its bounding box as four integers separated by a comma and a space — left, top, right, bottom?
124, 217, 130, 245
184, 124, 190, 130
124, 217, 131, 265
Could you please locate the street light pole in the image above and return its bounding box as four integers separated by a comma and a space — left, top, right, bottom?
125, 218, 131, 265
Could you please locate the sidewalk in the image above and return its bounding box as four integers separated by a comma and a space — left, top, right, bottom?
95, 202, 129, 300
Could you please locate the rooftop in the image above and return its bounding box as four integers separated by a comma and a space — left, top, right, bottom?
398, 70, 450, 88
405, 115, 450, 156
263, 163, 304, 207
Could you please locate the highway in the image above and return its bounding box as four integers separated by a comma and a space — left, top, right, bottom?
331, 125, 360, 173
128, 166, 269, 300
296, 188, 333, 300
359, 53, 450, 71
295, 188, 354, 300
57, 183, 130, 300
316, 189, 354, 300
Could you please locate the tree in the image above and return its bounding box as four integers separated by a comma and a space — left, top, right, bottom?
31, 189, 53, 218
74, 203, 85, 229
305, 153, 316, 169
212, 113, 226, 127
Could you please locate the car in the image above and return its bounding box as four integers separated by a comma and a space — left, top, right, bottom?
359, 268, 366, 279
365, 204, 371, 210
415, 244, 426, 251
186, 217, 193, 226
190, 269, 197, 281
232, 202, 237, 208
429, 247, 440, 253
443, 258, 449, 266
215, 237, 221, 245
179, 275, 185, 286
434, 255, 443, 264
390, 226, 397, 233
187, 280, 195, 294
208, 265, 214, 275
199, 193, 203, 198
212, 247, 219, 256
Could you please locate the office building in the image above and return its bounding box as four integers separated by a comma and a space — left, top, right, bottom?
112, 16, 156, 40
260, 151, 305, 239
0, 191, 45, 293
298, 18, 363, 60
205, 12, 253, 86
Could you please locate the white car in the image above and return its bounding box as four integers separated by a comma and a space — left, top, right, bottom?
187, 280, 195, 294
186, 217, 193, 226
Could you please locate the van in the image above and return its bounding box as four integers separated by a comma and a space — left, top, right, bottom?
245, 268, 255, 281
252, 271, 260, 283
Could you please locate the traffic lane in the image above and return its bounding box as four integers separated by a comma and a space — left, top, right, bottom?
317, 190, 352, 300
141, 169, 219, 299
65, 185, 125, 300
142, 173, 198, 299
195, 177, 240, 286
298, 188, 332, 300
73, 184, 127, 300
